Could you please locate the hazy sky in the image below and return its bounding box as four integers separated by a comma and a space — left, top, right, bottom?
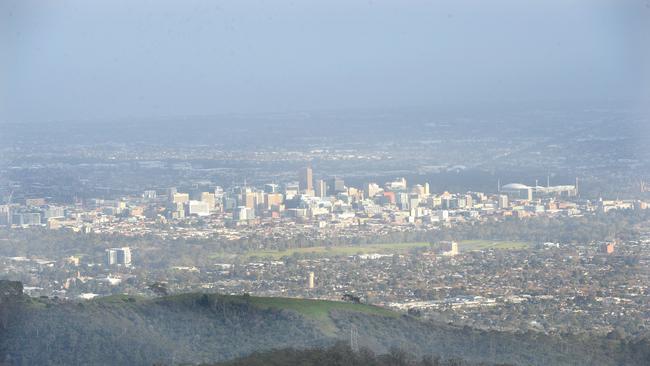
1, 0, 648, 123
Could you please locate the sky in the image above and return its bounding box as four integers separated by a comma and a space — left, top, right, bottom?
1, 0, 649, 123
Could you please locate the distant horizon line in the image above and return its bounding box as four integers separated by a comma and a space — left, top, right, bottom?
1, 98, 645, 126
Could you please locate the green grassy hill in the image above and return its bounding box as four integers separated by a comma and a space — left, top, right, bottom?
1, 281, 647, 366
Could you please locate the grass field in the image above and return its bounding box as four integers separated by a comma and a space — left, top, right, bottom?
155, 292, 398, 335
245, 295, 398, 334
247, 296, 397, 319
458, 239, 530, 252
222, 240, 529, 260
244, 242, 431, 260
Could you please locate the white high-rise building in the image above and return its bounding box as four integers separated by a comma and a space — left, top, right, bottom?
315, 180, 327, 199
498, 194, 509, 209
365, 183, 381, 198
308, 272, 315, 289
106, 247, 132, 266
200, 192, 216, 210
118, 247, 132, 267
300, 166, 313, 192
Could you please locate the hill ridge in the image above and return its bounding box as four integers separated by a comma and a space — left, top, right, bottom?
1, 281, 648, 366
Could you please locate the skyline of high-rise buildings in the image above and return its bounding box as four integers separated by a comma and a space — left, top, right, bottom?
300, 166, 313, 193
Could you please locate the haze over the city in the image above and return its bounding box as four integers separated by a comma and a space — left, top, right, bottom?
2, 0, 649, 123
2, 2, 650, 366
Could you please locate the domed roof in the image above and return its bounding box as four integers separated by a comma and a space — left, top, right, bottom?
501, 183, 530, 190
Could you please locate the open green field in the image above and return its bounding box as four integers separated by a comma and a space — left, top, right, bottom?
243, 242, 431, 260
458, 239, 530, 252
218, 240, 530, 260
247, 296, 397, 319
96, 293, 396, 320
245, 295, 398, 334
151, 292, 398, 335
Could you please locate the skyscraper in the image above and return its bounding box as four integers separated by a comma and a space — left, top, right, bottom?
106, 249, 117, 265
187, 200, 210, 216
315, 179, 327, 199
365, 183, 381, 198
498, 194, 509, 209
106, 247, 132, 266
300, 166, 313, 192
117, 247, 132, 267
171, 192, 189, 204
238, 192, 256, 216
200, 192, 216, 210
264, 193, 284, 210
330, 177, 345, 195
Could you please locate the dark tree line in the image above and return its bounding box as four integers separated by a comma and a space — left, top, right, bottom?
202, 343, 513, 366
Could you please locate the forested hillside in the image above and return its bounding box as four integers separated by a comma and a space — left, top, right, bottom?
1, 281, 648, 366
208, 343, 512, 366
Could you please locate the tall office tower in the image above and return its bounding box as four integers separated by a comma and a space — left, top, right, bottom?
424, 183, 430, 196
106, 249, 117, 265
172, 192, 189, 204
264, 193, 284, 210
396, 192, 410, 210
365, 183, 381, 198
498, 194, 509, 209
117, 247, 132, 267
465, 194, 473, 209
200, 192, 216, 210
234, 206, 248, 221
408, 193, 420, 207
106, 247, 131, 266
187, 200, 210, 216
330, 177, 345, 195
315, 179, 327, 198
300, 166, 314, 192
222, 194, 237, 211
253, 191, 265, 211
244, 192, 256, 209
